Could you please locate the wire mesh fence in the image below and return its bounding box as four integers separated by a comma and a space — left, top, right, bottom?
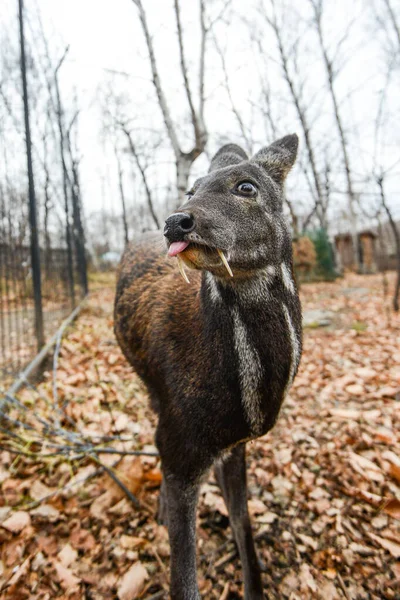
0, 0, 88, 387
0, 236, 86, 385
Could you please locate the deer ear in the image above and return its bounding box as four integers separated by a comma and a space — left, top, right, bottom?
209, 143, 248, 173
252, 134, 298, 184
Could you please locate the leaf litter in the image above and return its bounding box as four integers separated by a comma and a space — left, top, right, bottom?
0, 272, 399, 599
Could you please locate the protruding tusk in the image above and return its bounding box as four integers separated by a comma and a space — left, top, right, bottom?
177, 255, 190, 284
217, 249, 233, 277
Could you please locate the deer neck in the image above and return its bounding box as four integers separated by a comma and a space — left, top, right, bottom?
201, 265, 281, 310
199, 263, 300, 436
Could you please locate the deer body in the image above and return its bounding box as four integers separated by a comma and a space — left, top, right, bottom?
115, 135, 302, 599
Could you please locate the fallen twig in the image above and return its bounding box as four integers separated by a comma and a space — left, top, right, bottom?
214, 550, 237, 571
219, 581, 230, 600
337, 573, 352, 600
90, 453, 141, 509
144, 591, 166, 600
24, 462, 110, 510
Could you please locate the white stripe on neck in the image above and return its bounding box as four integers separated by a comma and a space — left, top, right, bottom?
282, 303, 300, 396
231, 307, 264, 434
281, 263, 295, 294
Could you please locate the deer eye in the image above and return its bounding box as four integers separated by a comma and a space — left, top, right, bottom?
235, 181, 257, 197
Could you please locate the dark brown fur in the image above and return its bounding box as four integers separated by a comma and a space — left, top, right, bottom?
114, 135, 302, 599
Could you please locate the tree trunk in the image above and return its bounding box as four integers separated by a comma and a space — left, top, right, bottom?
43, 168, 52, 280
54, 51, 75, 308
310, 0, 360, 271
378, 177, 400, 311
266, 1, 326, 228
70, 159, 88, 296
18, 0, 44, 350
121, 126, 160, 229
176, 154, 193, 205
116, 152, 129, 245
132, 0, 208, 201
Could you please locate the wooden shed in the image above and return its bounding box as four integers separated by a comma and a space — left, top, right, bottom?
334, 230, 378, 274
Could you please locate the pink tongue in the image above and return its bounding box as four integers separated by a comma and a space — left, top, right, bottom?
168, 241, 190, 257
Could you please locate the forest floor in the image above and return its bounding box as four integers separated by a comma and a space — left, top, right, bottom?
0, 271, 399, 600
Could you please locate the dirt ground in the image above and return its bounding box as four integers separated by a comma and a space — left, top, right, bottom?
0, 271, 399, 600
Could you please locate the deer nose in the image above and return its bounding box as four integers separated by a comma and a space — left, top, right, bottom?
164, 212, 195, 241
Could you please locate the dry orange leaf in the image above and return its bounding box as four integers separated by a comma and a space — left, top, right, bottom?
144, 468, 162, 483
383, 498, 400, 520
389, 463, 400, 484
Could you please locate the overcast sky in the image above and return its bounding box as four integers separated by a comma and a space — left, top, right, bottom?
2, 0, 399, 240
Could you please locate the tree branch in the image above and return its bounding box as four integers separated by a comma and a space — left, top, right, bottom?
132, 0, 181, 157
120, 124, 160, 229
174, 0, 202, 147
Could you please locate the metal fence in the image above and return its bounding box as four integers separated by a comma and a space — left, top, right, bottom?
0, 234, 87, 384
0, 0, 88, 386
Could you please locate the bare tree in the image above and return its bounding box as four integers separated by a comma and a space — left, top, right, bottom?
18, 0, 44, 348
309, 0, 360, 270
42, 111, 52, 278
370, 0, 400, 309
54, 46, 75, 306
260, 0, 328, 230
66, 110, 88, 295
115, 145, 129, 245
382, 0, 400, 51
120, 124, 160, 229
377, 174, 400, 310
131, 0, 208, 204
213, 37, 253, 154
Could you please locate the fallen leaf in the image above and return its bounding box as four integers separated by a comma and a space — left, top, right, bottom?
345, 383, 364, 396
297, 533, 318, 550
53, 560, 81, 590
354, 367, 377, 381
376, 385, 398, 398
248, 498, 268, 515
371, 513, 388, 529
372, 427, 396, 445
257, 511, 278, 524
0, 507, 11, 523
108, 497, 132, 515
203, 491, 228, 516
330, 408, 360, 419
1, 511, 31, 533
90, 489, 121, 520
117, 562, 148, 600
299, 563, 317, 592
383, 498, 400, 520
368, 533, 400, 558
58, 543, 78, 568
349, 452, 384, 482
116, 457, 144, 495
30, 479, 53, 501
6, 557, 30, 588
119, 535, 147, 550
143, 467, 162, 483
69, 528, 96, 552
389, 463, 400, 484
382, 451, 400, 467
37, 534, 59, 556
30, 504, 60, 522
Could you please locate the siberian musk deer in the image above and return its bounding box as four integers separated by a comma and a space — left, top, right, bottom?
114, 134, 302, 599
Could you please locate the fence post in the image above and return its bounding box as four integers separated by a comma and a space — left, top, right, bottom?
71, 165, 88, 296
18, 0, 44, 351
54, 49, 75, 309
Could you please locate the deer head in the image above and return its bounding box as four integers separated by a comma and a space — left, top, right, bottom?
164, 134, 298, 280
